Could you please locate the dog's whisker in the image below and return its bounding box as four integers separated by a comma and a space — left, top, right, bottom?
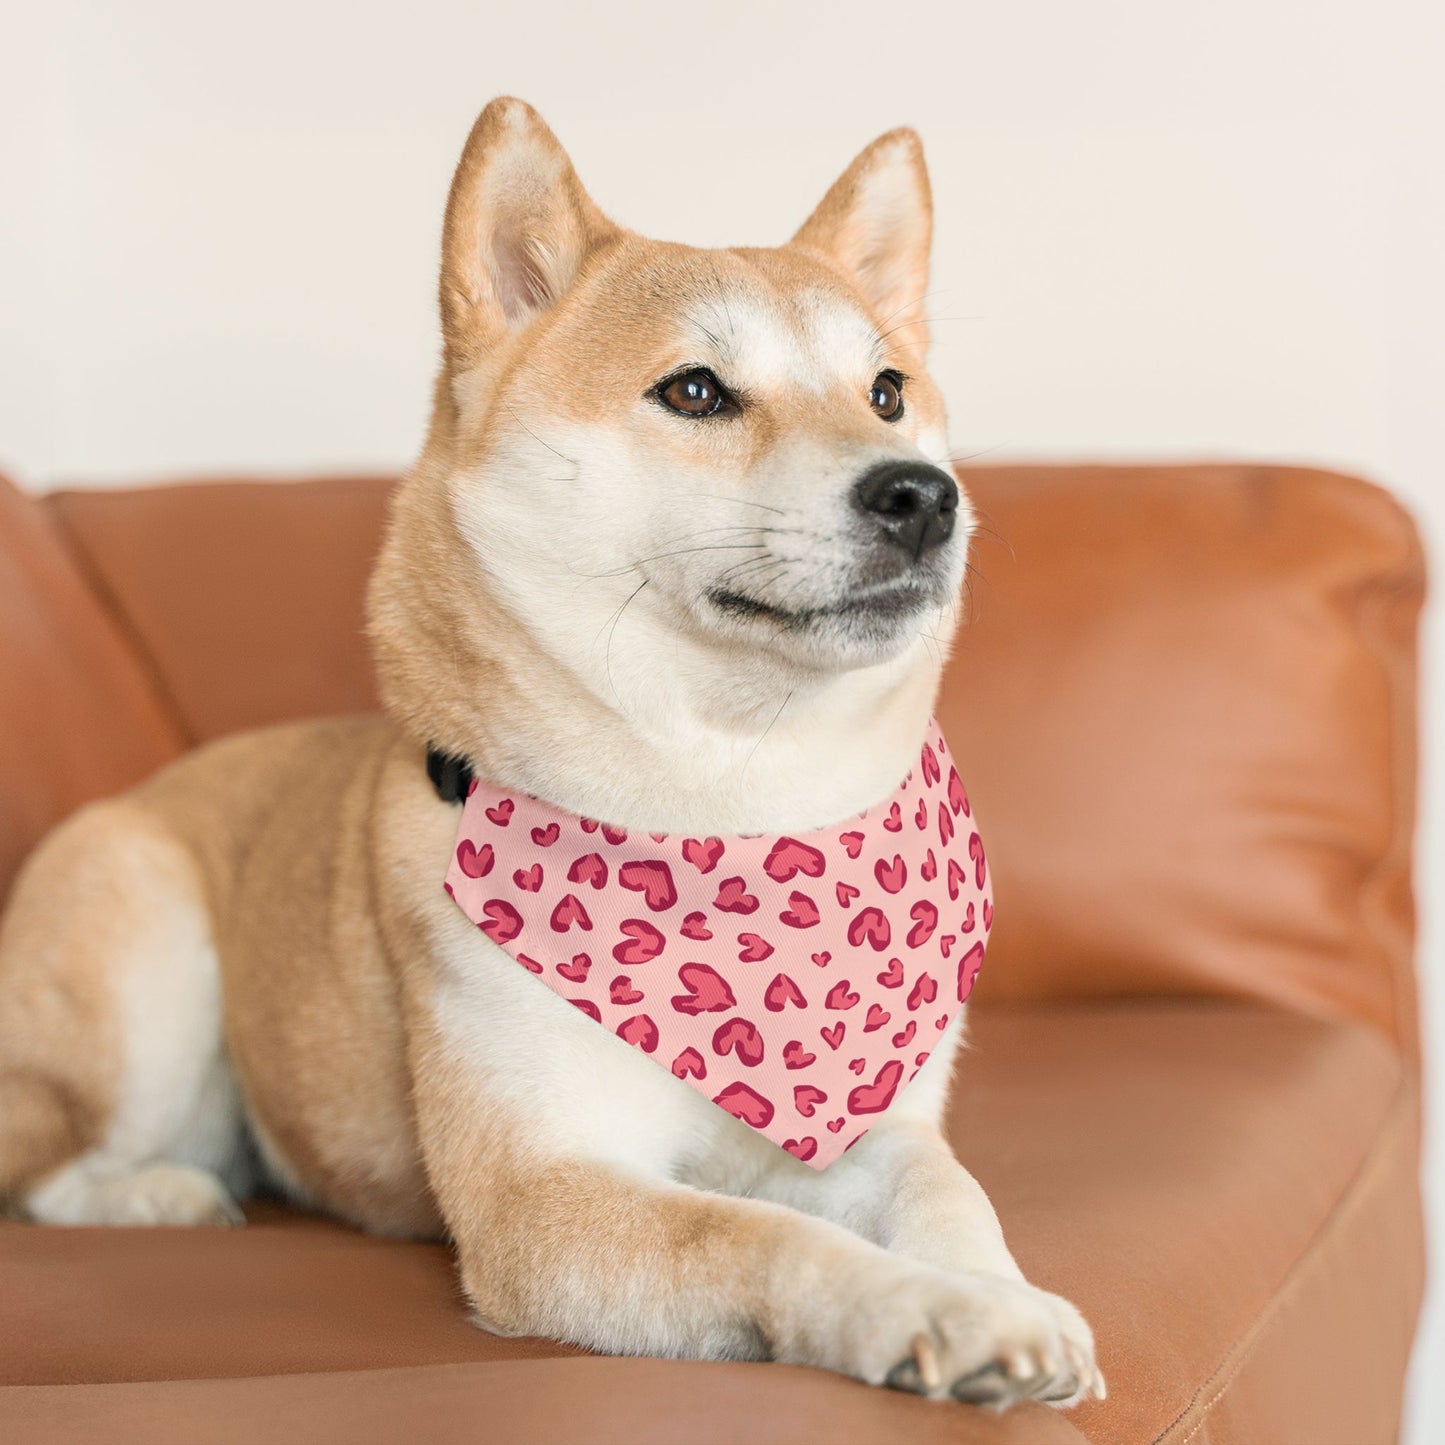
875, 313, 980, 358
649, 525, 802, 549
501, 402, 580, 469
714, 548, 786, 578
591, 578, 641, 649
868, 291, 954, 360
716, 547, 784, 574
570, 542, 774, 581
570, 525, 811, 583
705, 556, 792, 608
770, 559, 836, 616
958, 499, 1016, 562
686, 493, 791, 516
872, 288, 949, 331
740, 687, 794, 778
599, 577, 650, 708
634, 544, 771, 565
878, 312, 980, 340
930, 444, 1007, 470
713, 554, 790, 592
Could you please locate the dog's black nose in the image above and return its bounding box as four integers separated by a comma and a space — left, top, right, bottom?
852, 461, 960, 559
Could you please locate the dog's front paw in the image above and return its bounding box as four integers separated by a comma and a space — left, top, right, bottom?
835, 1267, 1104, 1409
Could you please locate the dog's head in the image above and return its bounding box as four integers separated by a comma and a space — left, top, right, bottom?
370, 99, 970, 766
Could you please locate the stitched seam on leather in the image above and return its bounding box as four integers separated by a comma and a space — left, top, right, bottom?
44, 497, 199, 749
1148, 1079, 1410, 1445
1239, 466, 1424, 1062
1351, 547, 1427, 1070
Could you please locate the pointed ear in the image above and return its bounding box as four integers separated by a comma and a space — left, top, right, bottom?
790, 128, 933, 351
440, 97, 618, 365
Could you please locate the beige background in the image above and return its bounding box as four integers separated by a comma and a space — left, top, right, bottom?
1, 1, 1440, 1435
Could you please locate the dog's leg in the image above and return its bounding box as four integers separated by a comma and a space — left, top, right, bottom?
427, 1134, 1100, 1401
748, 1033, 1104, 1406
411, 985, 1095, 1404
0, 800, 248, 1225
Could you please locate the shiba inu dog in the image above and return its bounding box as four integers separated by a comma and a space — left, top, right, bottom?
0, 97, 1101, 1408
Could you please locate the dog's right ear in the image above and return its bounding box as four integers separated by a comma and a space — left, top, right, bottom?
790, 128, 933, 352
439, 98, 617, 366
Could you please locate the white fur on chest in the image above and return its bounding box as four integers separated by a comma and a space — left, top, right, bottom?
428, 901, 782, 1188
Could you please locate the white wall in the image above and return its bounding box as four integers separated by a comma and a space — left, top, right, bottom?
1, 0, 1440, 1433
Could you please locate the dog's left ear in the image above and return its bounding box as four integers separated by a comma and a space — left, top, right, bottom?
790, 129, 933, 352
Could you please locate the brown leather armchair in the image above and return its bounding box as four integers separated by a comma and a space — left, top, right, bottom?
0, 462, 1425, 1444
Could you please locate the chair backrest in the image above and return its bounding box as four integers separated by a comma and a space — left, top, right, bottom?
2, 463, 1421, 1057
46, 475, 390, 742
0, 473, 184, 898
938, 464, 1422, 1063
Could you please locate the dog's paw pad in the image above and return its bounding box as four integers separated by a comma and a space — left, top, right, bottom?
951, 1362, 1014, 1406
884, 1358, 925, 1395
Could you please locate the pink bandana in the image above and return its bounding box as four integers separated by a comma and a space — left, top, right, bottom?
443, 721, 991, 1168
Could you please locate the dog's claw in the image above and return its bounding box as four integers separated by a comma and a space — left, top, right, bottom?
1001, 1348, 1034, 1380
885, 1332, 945, 1396
910, 1331, 942, 1393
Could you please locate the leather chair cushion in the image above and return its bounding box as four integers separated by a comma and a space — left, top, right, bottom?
0, 1003, 1419, 1444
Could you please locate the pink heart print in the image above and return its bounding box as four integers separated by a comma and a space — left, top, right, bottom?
779, 891, 821, 928
444, 717, 991, 1168
557, 953, 592, 983
619, 859, 677, 911
764, 972, 807, 1011
612, 919, 665, 965
568, 853, 608, 888
680, 911, 713, 940
549, 893, 592, 933
713, 877, 759, 914
671, 1046, 707, 1079
783, 1039, 816, 1069
671, 961, 736, 1016
682, 836, 725, 873
457, 839, 494, 879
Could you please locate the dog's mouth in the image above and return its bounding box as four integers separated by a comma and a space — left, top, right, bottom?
705, 578, 937, 632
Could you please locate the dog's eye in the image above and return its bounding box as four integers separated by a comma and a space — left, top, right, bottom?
869, 371, 905, 421
657, 369, 726, 417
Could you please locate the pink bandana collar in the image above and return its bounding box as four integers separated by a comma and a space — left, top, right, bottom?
443, 720, 991, 1168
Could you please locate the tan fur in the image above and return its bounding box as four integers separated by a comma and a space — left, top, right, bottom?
0, 98, 1101, 1405
0, 803, 157, 1195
